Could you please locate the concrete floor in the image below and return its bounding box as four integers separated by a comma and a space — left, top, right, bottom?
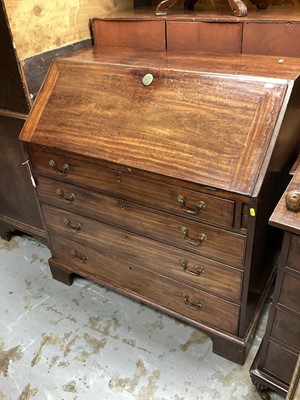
0, 234, 284, 400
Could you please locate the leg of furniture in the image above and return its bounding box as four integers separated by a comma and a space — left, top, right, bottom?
49, 258, 74, 286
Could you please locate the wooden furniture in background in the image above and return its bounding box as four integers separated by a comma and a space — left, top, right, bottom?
286, 355, 300, 400
19, 48, 300, 364
91, 8, 300, 57
0, 0, 92, 241
0, 0, 44, 241
250, 166, 300, 397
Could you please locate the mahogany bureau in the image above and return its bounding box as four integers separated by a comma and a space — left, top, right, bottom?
250, 165, 300, 397
19, 48, 300, 364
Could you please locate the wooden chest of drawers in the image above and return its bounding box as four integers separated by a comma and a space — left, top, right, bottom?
250, 166, 300, 396
19, 48, 300, 364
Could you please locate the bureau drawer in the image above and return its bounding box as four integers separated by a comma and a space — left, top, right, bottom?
279, 271, 300, 315
264, 340, 298, 384
166, 21, 242, 54
30, 149, 235, 228
41, 203, 243, 301
287, 234, 300, 273
91, 19, 166, 50
271, 308, 300, 351
243, 22, 300, 58
49, 234, 240, 335
37, 177, 245, 267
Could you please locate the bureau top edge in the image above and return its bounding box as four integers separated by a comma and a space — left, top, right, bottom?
58, 47, 300, 82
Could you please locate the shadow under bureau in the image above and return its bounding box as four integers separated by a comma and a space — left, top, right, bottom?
19, 48, 300, 365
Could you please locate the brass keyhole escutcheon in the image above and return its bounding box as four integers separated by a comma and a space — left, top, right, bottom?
142, 73, 153, 86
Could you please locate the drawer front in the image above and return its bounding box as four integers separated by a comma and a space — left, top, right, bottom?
37, 177, 245, 267
279, 271, 300, 315
287, 234, 300, 273
243, 23, 300, 57
49, 233, 240, 335
42, 203, 243, 301
91, 20, 166, 50
30, 149, 235, 228
167, 21, 242, 54
271, 308, 300, 351
264, 340, 298, 384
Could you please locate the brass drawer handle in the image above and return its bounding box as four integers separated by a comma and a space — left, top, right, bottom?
182, 294, 204, 311
179, 226, 206, 246
49, 159, 69, 175
71, 249, 87, 263
177, 195, 205, 215
56, 189, 75, 203
179, 259, 205, 276
64, 218, 81, 232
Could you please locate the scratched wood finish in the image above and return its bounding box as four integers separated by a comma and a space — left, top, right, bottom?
41, 203, 243, 300
21, 52, 289, 196
49, 233, 240, 335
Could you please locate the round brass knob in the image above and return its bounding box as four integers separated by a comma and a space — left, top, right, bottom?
142, 73, 153, 86
285, 190, 300, 212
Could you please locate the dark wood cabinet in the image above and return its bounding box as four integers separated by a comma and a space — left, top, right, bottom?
250, 166, 300, 397
0, 0, 44, 241
19, 47, 300, 365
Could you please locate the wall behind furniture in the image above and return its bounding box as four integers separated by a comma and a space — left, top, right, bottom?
4, 0, 133, 60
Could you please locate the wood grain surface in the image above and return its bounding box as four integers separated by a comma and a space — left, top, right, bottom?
20, 49, 295, 196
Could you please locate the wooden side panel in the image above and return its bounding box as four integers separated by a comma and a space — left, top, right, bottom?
92, 20, 166, 50
243, 22, 300, 57
0, 0, 28, 113
0, 115, 43, 229
167, 21, 242, 54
